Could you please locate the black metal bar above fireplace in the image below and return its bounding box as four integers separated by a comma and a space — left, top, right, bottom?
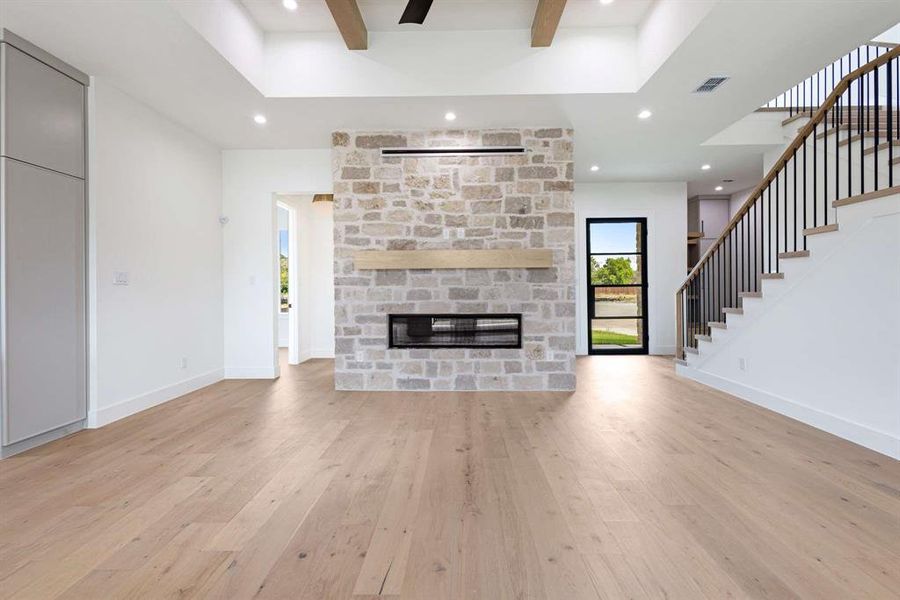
388, 314, 522, 349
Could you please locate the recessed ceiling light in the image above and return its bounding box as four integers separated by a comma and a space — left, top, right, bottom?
600, 0, 615, 5
701, 164, 711, 170
444, 111, 457, 121
715, 186, 724, 191
637, 109, 652, 120
282, 0, 298, 10
253, 114, 267, 125
590, 165, 599, 172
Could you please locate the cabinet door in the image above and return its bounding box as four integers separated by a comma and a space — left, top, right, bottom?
1, 44, 85, 178
2, 158, 86, 445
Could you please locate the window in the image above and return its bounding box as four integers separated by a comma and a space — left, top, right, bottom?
586, 218, 648, 354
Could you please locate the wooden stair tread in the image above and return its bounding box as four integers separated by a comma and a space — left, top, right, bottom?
675, 358, 688, 366
803, 223, 839, 236
740, 291, 762, 298
835, 131, 892, 148
695, 334, 712, 342
833, 186, 900, 208
864, 140, 900, 156
684, 347, 699, 355
778, 250, 810, 259
709, 321, 727, 329
760, 272, 785, 279
817, 129, 890, 144
781, 112, 812, 127
722, 307, 744, 314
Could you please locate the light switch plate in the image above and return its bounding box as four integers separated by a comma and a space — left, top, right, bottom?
113, 271, 129, 286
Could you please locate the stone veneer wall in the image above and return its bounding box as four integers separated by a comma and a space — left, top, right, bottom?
332, 128, 575, 391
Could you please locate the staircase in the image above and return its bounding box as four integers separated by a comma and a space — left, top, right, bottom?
675, 43, 900, 458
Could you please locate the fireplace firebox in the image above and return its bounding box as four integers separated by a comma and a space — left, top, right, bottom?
388, 314, 522, 349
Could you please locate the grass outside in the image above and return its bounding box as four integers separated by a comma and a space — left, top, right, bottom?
591, 329, 639, 346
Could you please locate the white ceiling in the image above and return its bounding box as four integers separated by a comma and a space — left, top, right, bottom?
2, 0, 898, 196
239, 0, 655, 33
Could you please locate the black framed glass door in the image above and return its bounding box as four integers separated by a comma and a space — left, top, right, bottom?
586, 218, 649, 354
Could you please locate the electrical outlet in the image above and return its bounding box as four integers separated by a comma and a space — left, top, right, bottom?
738, 357, 746, 371
180, 357, 188, 369
113, 271, 129, 286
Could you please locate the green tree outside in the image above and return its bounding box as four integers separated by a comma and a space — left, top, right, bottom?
590, 256, 635, 285
280, 254, 289, 311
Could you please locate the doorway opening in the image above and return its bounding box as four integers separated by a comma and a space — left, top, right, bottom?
586, 217, 649, 355
275, 200, 299, 365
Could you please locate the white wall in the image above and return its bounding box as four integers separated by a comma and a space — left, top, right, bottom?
88, 79, 223, 427
575, 182, 687, 356
222, 150, 333, 377
682, 195, 900, 458
169, 0, 266, 93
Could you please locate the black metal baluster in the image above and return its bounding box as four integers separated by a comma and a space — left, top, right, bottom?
803, 135, 808, 249
867, 46, 871, 131
875, 61, 880, 191
731, 229, 735, 307
725, 233, 730, 311
775, 171, 780, 271
813, 119, 818, 227
860, 73, 865, 194
754, 197, 758, 291
890, 56, 895, 187
835, 98, 840, 204
793, 149, 798, 251
767, 184, 772, 272
824, 108, 828, 226
693, 276, 697, 347
716, 244, 721, 319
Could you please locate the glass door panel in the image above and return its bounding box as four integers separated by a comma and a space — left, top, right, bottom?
586, 218, 648, 354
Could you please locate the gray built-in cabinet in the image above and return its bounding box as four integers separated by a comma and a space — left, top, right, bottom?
0, 30, 88, 457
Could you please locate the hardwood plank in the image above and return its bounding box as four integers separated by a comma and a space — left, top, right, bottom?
353, 429, 433, 595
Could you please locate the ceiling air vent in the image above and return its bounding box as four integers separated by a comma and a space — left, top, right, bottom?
693, 76, 730, 93
381, 147, 527, 158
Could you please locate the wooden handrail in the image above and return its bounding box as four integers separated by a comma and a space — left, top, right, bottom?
678, 43, 900, 294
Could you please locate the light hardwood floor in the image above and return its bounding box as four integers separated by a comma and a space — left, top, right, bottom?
1, 355, 898, 599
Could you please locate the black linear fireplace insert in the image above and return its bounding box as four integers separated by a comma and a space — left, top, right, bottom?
388, 314, 522, 349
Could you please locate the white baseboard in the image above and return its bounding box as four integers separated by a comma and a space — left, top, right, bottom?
224, 366, 278, 379
678, 366, 900, 460
309, 347, 335, 359
649, 344, 675, 356
87, 368, 224, 428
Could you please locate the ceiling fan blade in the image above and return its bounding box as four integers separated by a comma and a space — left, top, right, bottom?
399, 0, 434, 24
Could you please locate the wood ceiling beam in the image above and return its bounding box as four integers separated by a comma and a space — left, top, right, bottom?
324, 0, 368, 50
531, 0, 567, 48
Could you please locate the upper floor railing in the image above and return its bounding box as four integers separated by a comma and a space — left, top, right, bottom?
677, 44, 900, 360
762, 42, 897, 118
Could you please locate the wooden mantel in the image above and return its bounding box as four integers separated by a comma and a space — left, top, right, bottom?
353, 249, 554, 270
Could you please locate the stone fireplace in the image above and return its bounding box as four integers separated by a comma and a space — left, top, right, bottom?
332, 128, 575, 391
